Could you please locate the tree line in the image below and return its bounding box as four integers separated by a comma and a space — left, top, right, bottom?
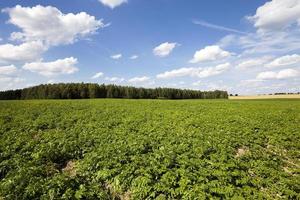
0, 83, 228, 100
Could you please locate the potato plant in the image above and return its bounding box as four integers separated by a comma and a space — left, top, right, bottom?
0, 99, 299, 199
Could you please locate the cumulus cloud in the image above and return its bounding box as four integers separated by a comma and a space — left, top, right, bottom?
0, 41, 45, 63
99, 0, 127, 9
157, 63, 230, 79
0, 76, 25, 90
128, 76, 150, 83
0, 65, 24, 91
247, 0, 300, 33
153, 42, 178, 57
23, 57, 78, 76
257, 68, 299, 80
236, 56, 272, 70
111, 54, 122, 60
265, 54, 300, 68
0, 65, 18, 75
189, 45, 231, 63
157, 67, 195, 79
130, 55, 139, 60
91, 72, 104, 79
3, 5, 105, 46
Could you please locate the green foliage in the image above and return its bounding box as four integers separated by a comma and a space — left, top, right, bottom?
0, 99, 299, 199
0, 83, 228, 100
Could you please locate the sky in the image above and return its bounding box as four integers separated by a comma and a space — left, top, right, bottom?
0, 0, 300, 95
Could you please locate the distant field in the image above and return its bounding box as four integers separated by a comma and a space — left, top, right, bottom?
229, 94, 300, 100
0, 99, 299, 199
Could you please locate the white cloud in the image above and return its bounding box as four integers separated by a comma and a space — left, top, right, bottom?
153, 42, 178, 57
157, 63, 230, 79
104, 76, 125, 82
257, 71, 278, 80
192, 0, 300, 94
265, 54, 300, 68
276, 69, 300, 79
0, 77, 13, 83
99, 0, 127, 9
217, 34, 238, 48
91, 72, 104, 79
205, 82, 232, 91
0, 41, 45, 63
111, 54, 122, 60
189, 45, 231, 63
191, 80, 232, 91
0, 77, 25, 90
0, 76, 25, 83
247, 0, 300, 33
196, 62, 230, 78
130, 55, 139, 60
3, 5, 105, 46
157, 67, 195, 79
23, 57, 78, 76
128, 76, 150, 83
236, 56, 272, 70
238, 79, 265, 88
0, 65, 23, 91
0, 65, 18, 75
221, 30, 300, 56
257, 68, 299, 80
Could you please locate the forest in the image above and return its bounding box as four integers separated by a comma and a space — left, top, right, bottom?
0, 83, 228, 100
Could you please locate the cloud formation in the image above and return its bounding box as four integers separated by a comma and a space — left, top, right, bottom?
23, 57, 78, 76
111, 54, 122, 60
91, 72, 104, 79
265, 54, 300, 68
104, 76, 125, 82
153, 42, 178, 57
0, 41, 45, 64
0, 65, 23, 91
3, 5, 105, 46
157, 63, 230, 79
248, 0, 300, 33
99, 0, 127, 9
130, 55, 139, 60
0, 65, 18, 75
257, 69, 299, 80
128, 76, 150, 83
236, 56, 272, 70
189, 45, 231, 63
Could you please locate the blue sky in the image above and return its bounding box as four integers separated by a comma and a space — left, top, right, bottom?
0, 0, 299, 95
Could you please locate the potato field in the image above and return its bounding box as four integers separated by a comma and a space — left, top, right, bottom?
0, 99, 299, 199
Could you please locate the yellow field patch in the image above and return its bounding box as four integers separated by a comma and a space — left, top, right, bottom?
229, 94, 300, 100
